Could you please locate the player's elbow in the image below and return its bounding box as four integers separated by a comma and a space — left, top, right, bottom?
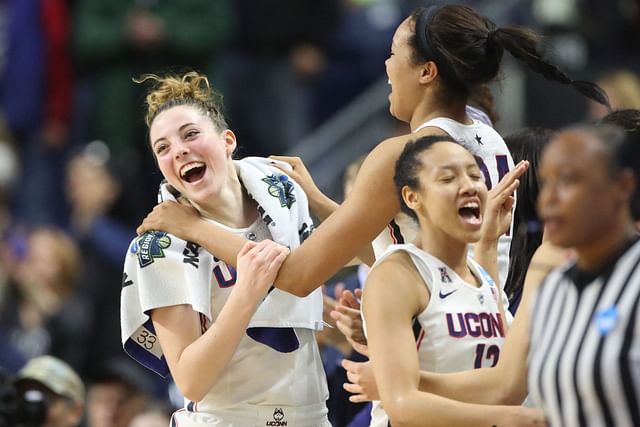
384, 395, 419, 427
496, 380, 528, 405
175, 379, 210, 403
181, 388, 207, 403
284, 285, 315, 298
275, 276, 316, 297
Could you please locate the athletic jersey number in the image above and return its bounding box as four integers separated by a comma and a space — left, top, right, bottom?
474, 343, 500, 368
136, 329, 157, 350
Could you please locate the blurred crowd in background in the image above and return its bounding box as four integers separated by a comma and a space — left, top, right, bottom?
0, 0, 638, 426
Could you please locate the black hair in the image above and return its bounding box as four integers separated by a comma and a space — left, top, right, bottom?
575, 123, 639, 176
601, 109, 640, 134
503, 127, 555, 302
393, 135, 457, 221
408, 5, 610, 108
600, 109, 640, 220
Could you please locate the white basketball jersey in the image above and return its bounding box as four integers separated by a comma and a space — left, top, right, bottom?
372, 117, 515, 288
367, 243, 511, 427
191, 218, 328, 415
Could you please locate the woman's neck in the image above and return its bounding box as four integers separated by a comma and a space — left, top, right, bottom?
575, 222, 638, 272
410, 93, 469, 132
194, 166, 258, 228
417, 227, 472, 282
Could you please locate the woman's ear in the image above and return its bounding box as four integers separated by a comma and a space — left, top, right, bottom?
402, 185, 421, 213
222, 129, 237, 155
418, 61, 439, 85
616, 168, 637, 207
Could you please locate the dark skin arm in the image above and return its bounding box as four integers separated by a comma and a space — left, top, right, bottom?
138, 134, 416, 296
269, 155, 375, 266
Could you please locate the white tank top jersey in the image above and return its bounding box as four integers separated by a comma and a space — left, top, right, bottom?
173, 218, 329, 425
372, 117, 516, 289
365, 243, 512, 427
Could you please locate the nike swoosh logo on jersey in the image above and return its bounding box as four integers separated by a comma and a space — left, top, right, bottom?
439, 289, 457, 299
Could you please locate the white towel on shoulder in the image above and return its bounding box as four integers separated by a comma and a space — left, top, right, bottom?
121, 157, 323, 376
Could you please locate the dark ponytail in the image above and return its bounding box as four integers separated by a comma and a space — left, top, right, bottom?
409, 5, 610, 108
490, 27, 610, 108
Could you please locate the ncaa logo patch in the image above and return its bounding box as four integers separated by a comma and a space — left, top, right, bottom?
262, 174, 296, 209
594, 306, 618, 336
130, 231, 171, 268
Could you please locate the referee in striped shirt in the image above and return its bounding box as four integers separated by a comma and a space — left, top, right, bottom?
529, 122, 640, 426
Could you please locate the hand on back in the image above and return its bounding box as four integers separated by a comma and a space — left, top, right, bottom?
137, 199, 200, 241
269, 156, 322, 202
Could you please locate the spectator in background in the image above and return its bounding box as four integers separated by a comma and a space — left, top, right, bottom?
312, 0, 405, 126
581, 0, 640, 63
14, 355, 85, 427
64, 143, 135, 379
72, 0, 232, 224
587, 69, 640, 120
0, 0, 73, 226
65, 142, 131, 267
0, 228, 91, 374
0, 130, 18, 307
85, 358, 155, 427
221, 0, 342, 156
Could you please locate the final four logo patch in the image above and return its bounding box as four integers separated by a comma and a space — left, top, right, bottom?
130, 231, 171, 268
262, 174, 296, 208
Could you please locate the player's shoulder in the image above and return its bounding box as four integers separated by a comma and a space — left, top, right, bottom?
370, 250, 422, 286
370, 131, 449, 162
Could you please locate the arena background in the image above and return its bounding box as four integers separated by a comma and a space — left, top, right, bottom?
0, 1, 638, 426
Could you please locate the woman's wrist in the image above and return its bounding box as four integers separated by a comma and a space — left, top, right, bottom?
229, 281, 267, 310
475, 238, 499, 250
186, 218, 208, 244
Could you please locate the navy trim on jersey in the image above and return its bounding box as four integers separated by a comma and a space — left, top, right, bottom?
389, 220, 405, 244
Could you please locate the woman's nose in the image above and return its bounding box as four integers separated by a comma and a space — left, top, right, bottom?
460, 176, 478, 195
174, 143, 189, 159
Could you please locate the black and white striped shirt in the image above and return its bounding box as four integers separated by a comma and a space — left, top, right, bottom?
529, 238, 640, 427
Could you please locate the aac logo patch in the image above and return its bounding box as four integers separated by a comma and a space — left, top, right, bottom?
262, 174, 296, 209
130, 231, 171, 268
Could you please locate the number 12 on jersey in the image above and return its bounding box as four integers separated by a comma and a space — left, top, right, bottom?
474, 343, 500, 368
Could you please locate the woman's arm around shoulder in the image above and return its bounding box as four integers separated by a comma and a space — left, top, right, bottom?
138, 134, 428, 296
274, 136, 411, 295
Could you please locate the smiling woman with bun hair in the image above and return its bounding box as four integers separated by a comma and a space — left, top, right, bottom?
120, 71, 331, 427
